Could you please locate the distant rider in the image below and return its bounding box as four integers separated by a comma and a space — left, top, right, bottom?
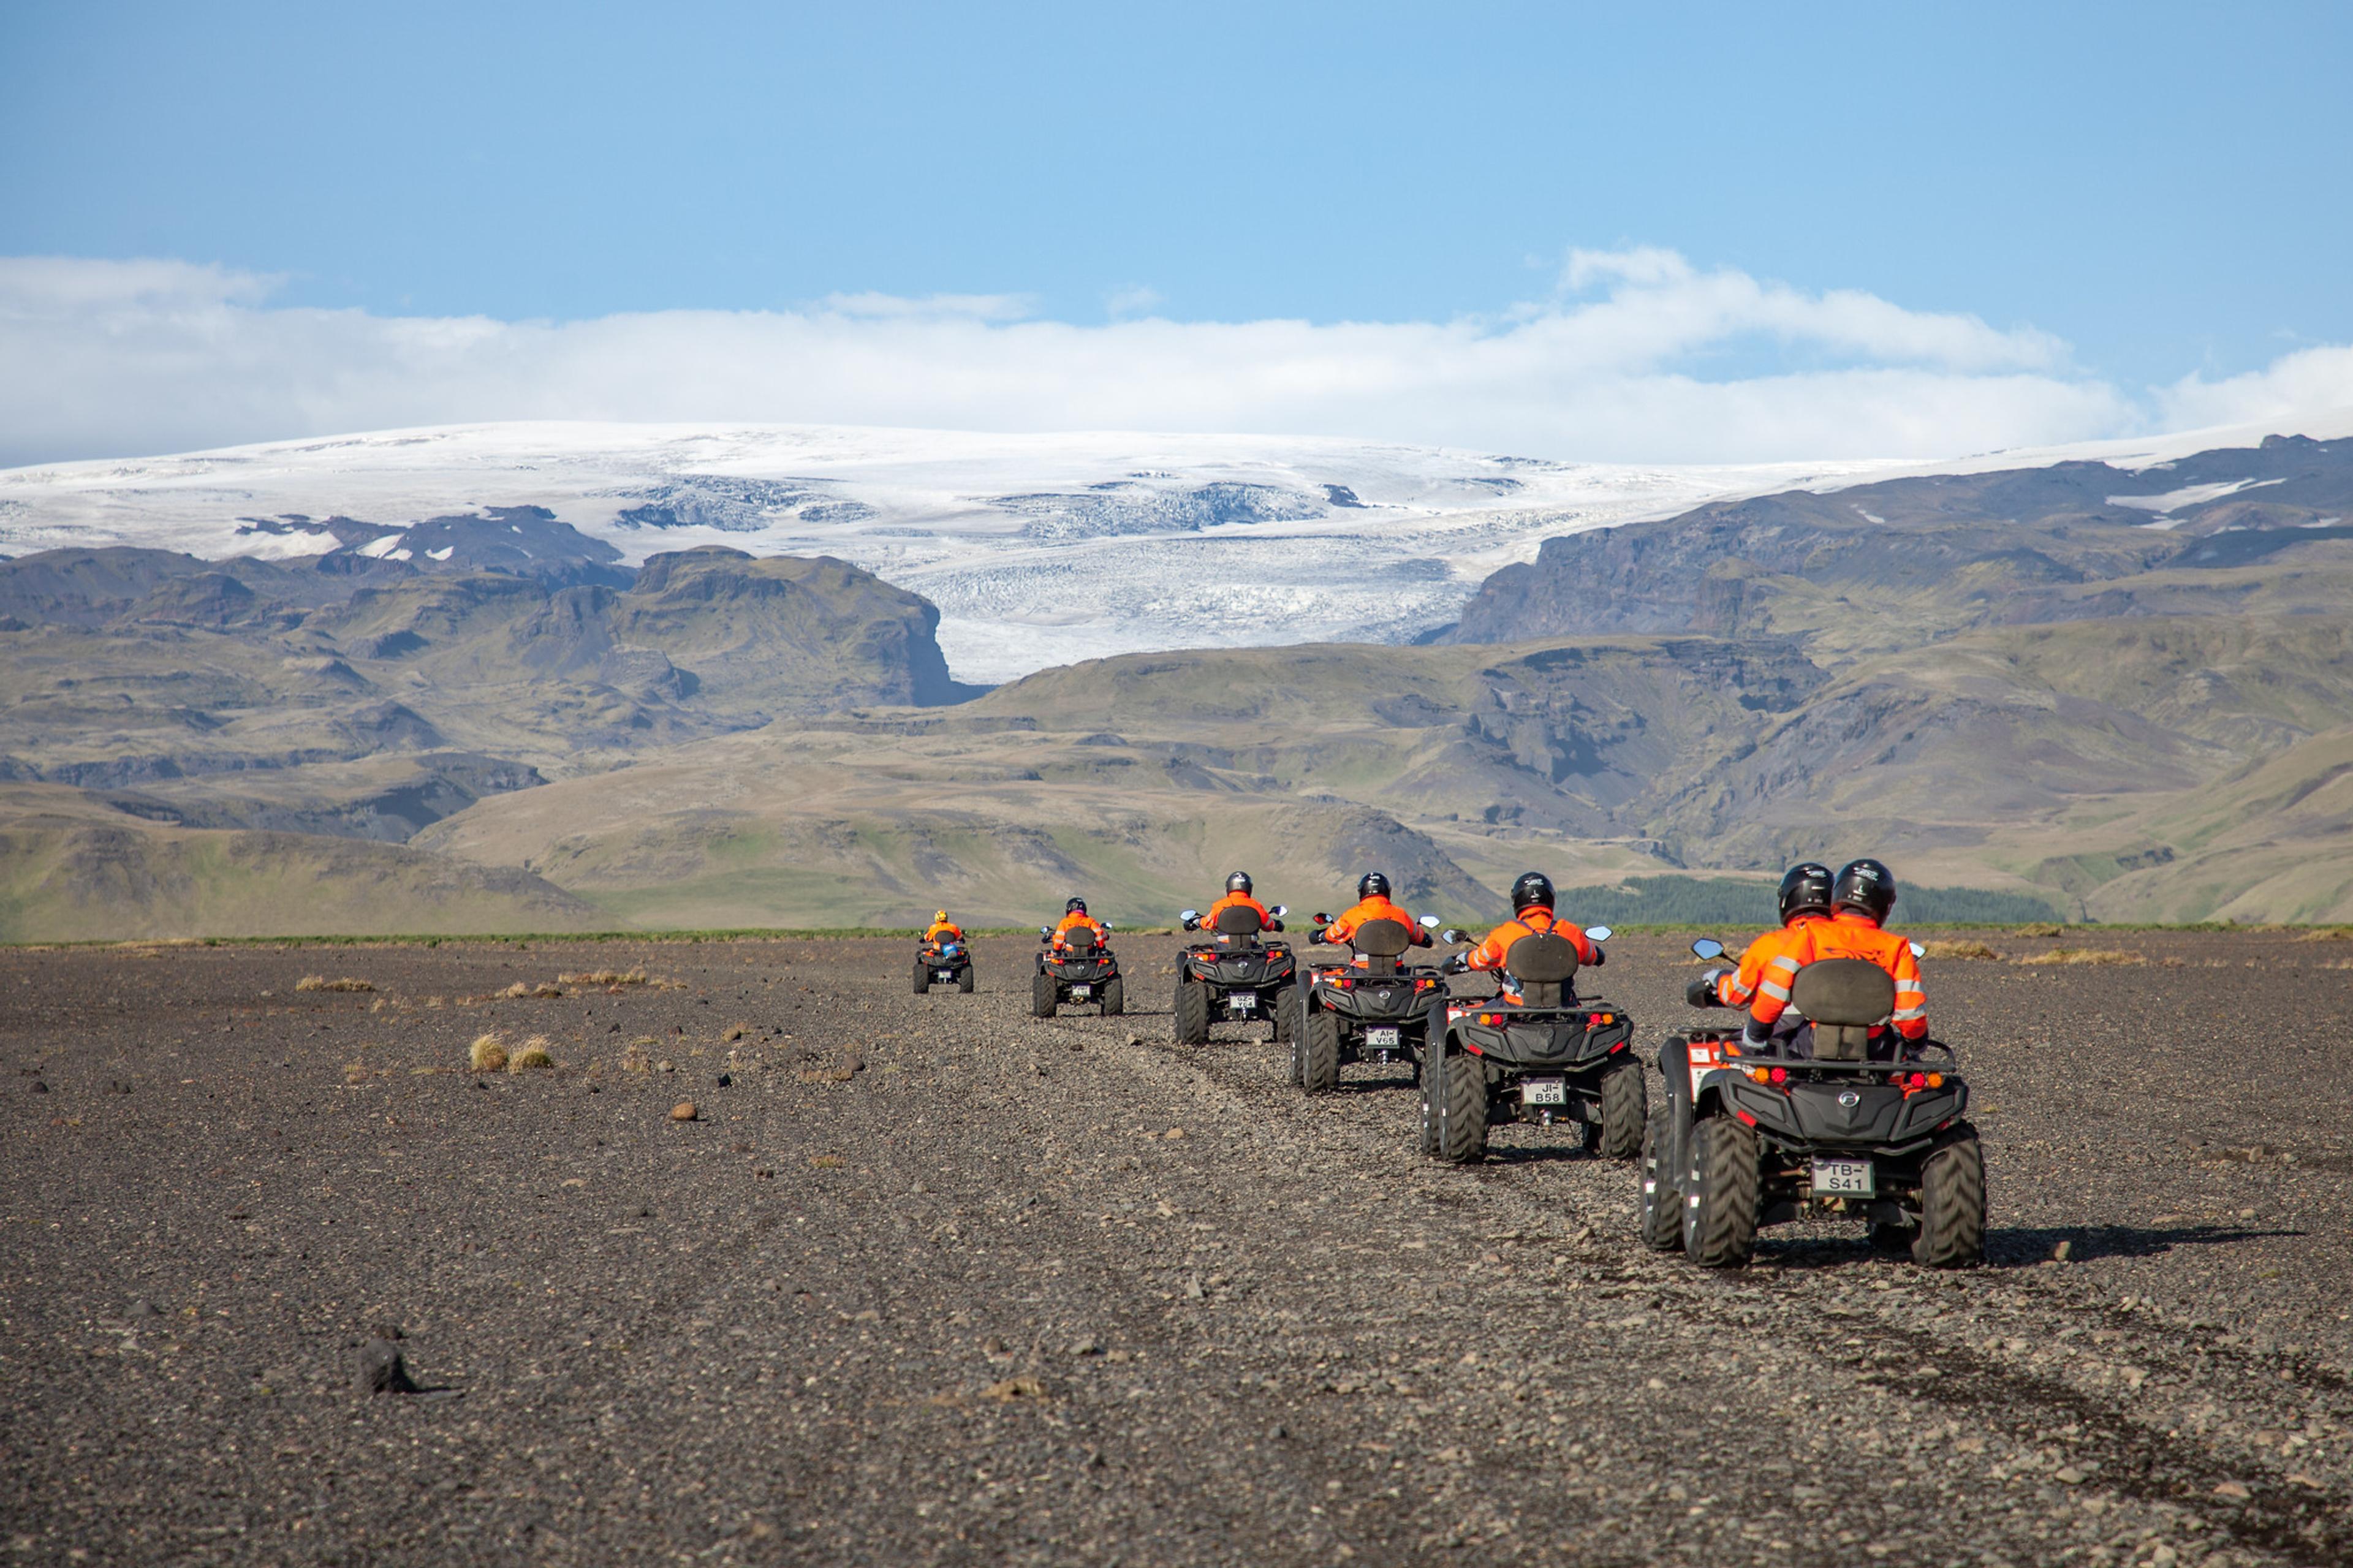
1316, 872, 1433, 966
1462, 872, 1599, 1001
1202, 871, 1281, 936
923, 910, 965, 947
1047, 897, 1110, 952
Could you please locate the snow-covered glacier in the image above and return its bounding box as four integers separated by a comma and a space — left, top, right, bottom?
5, 417, 2311, 683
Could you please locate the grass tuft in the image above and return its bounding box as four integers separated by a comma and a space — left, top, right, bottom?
559, 969, 651, 987
2017, 948, 2146, 966
297, 975, 374, 993
469, 1032, 509, 1072
1920, 940, 2001, 961
508, 1036, 555, 1072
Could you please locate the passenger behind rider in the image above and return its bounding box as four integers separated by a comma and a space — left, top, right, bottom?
1200, 871, 1282, 941
1700, 859, 1926, 1058
1313, 871, 1431, 968
1813, 858, 1928, 1050
923, 910, 964, 947
1046, 896, 1110, 952
1460, 872, 1599, 1002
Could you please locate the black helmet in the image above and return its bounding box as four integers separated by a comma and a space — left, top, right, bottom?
1833, 858, 1897, 923
1508, 871, 1554, 912
1066, 896, 1088, 915
1225, 871, 1253, 895
1777, 863, 1834, 925
1357, 871, 1391, 900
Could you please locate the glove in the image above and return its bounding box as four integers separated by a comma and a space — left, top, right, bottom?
1307, 927, 1326, 944
1588, 947, 1605, 966
1683, 975, 1719, 1009
1741, 1017, 1773, 1052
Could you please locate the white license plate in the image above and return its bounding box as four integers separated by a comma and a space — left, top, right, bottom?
1520, 1079, 1567, 1105
1227, 997, 1256, 1012
1811, 1157, 1874, 1197
1365, 1027, 1401, 1048
1069, 985, 1091, 999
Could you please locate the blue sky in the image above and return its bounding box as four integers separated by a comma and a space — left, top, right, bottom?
2, 1, 2350, 463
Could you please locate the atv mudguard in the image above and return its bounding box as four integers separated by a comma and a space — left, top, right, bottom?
1311, 971, 1443, 1022
1711, 1072, 1969, 1153
1449, 1006, 1632, 1072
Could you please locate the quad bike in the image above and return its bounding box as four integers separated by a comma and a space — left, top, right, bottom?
1640, 939, 1985, 1269
1289, 912, 1449, 1093
1033, 925, 1124, 1018
1173, 903, 1297, 1045
913, 936, 974, 994
1420, 924, 1643, 1164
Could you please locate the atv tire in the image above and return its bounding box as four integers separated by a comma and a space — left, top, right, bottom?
1683, 1117, 1760, 1268
957, 964, 976, 994
1596, 1058, 1646, 1161
1031, 971, 1058, 1020
1431, 1047, 1489, 1165
1914, 1123, 1986, 1268
1271, 984, 1298, 1043
1101, 976, 1124, 1015
1300, 1013, 1341, 1095
912, 959, 930, 996
1173, 980, 1210, 1045
1638, 1104, 1684, 1251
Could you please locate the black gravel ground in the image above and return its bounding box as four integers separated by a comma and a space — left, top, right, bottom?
5, 928, 2351, 1566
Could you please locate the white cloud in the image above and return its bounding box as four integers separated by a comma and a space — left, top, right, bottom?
1104, 284, 1164, 319
2154, 343, 2353, 434
0, 249, 2339, 466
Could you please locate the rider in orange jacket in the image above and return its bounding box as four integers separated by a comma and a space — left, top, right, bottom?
1201, 871, 1281, 934
1711, 863, 1836, 1022
1317, 866, 1421, 965
1464, 873, 1599, 993
1316, 872, 1432, 963
923, 911, 964, 945
1048, 897, 1109, 950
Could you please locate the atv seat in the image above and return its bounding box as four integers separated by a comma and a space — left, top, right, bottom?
1211, 904, 1264, 943
1787, 958, 1896, 1062
1349, 918, 1412, 977
1504, 932, 1581, 1009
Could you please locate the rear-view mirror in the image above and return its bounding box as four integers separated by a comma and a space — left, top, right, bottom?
1038, 925, 1051, 937
1419, 914, 1441, 928
1441, 927, 1468, 945
1691, 937, 1725, 960
1909, 941, 1925, 958
1180, 909, 1199, 923
1270, 904, 1287, 917
1585, 925, 1613, 944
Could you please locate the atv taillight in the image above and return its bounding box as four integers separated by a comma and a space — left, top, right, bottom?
1477, 1012, 1502, 1026
1907, 1072, 1927, 1089
1769, 1066, 1787, 1085
1589, 1013, 1615, 1025
1927, 1072, 1943, 1088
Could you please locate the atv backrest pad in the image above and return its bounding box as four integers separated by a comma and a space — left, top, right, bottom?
1213, 904, 1265, 938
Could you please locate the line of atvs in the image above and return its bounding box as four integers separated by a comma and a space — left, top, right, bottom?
930, 903, 1985, 1270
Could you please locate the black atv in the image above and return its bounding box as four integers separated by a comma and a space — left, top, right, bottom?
1173, 903, 1297, 1045
1033, 925, 1124, 1018
1642, 939, 1985, 1269
913, 936, 974, 994
1421, 924, 1645, 1164
1289, 913, 1449, 1093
